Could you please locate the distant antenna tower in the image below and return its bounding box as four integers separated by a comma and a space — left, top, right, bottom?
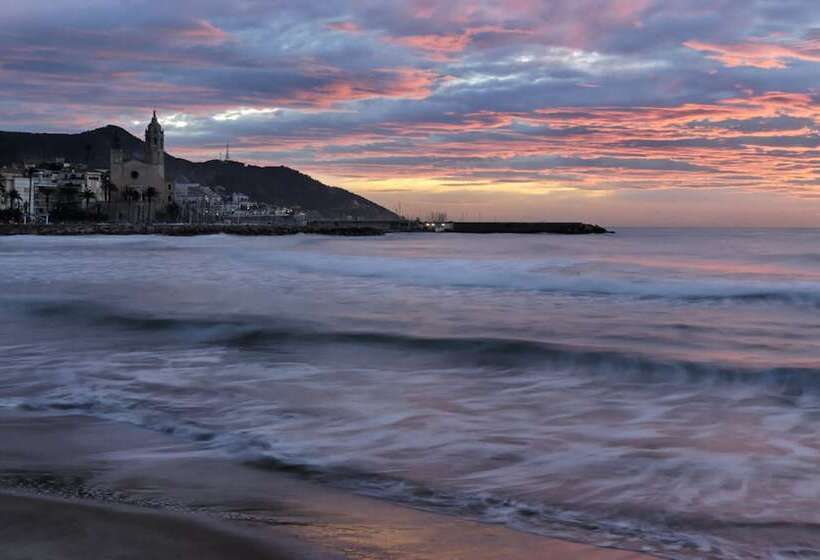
225, 141, 231, 161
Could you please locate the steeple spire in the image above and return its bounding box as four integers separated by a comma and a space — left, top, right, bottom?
144, 109, 164, 165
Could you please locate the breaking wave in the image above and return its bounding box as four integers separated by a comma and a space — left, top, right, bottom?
3, 230, 820, 560
237, 247, 820, 307
9, 299, 820, 394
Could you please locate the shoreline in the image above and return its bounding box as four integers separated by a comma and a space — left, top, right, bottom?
0, 223, 387, 237
0, 221, 611, 236
0, 411, 655, 560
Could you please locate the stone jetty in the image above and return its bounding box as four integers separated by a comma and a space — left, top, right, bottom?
0, 223, 385, 237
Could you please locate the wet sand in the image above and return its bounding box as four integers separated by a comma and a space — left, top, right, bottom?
0, 492, 320, 560
0, 412, 655, 560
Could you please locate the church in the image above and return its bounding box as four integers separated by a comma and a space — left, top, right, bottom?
110, 111, 172, 219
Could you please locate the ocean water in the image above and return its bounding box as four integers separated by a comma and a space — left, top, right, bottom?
1, 229, 819, 559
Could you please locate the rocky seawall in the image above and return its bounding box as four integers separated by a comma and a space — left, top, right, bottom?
0, 222, 611, 236
451, 222, 610, 234
0, 223, 385, 236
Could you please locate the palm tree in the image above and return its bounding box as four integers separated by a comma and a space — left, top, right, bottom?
106, 183, 119, 220
143, 187, 157, 224
42, 189, 52, 223
80, 189, 96, 212
122, 186, 136, 223
25, 167, 36, 220
58, 185, 77, 207
132, 189, 142, 222
7, 188, 21, 210
102, 177, 116, 204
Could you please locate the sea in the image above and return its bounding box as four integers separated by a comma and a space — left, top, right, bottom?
1, 229, 819, 559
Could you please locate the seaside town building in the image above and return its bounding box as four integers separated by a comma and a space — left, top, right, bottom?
2, 112, 304, 225
13, 170, 56, 219
173, 179, 224, 222
222, 193, 306, 225
1, 164, 107, 222
0, 169, 19, 209
109, 111, 172, 220
171, 181, 306, 225
226, 192, 250, 209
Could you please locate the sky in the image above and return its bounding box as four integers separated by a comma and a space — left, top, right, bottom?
1, 0, 819, 225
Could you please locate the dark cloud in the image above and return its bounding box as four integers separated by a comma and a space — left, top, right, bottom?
687, 115, 817, 132
622, 134, 820, 149
323, 154, 715, 172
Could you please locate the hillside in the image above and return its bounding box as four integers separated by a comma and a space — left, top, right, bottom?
0, 126, 398, 220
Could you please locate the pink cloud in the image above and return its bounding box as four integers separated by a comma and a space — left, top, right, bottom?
175, 19, 230, 45
608, 0, 653, 25
284, 67, 439, 107
685, 39, 820, 69
325, 21, 362, 33
390, 33, 473, 59
339, 0, 655, 58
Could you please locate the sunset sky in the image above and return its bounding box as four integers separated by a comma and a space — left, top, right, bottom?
2, 0, 819, 225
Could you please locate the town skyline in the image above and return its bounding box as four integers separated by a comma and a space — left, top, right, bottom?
2, 1, 819, 226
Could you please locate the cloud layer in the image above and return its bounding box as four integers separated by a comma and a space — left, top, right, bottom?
2, 0, 818, 224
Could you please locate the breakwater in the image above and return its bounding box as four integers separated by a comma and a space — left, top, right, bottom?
309, 220, 610, 234
452, 222, 609, 234
0, 221, 610, 236
0, 223, 385, 236
308, 220, 422, 232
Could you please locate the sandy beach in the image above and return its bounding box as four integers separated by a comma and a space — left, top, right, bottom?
0, 411, 654, 560
0, 492, 314, 560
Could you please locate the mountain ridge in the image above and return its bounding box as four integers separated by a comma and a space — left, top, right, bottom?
0, 125, 399, 220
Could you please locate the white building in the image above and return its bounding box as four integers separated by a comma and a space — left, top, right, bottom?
173, 180, 224, 222
1, 170, 22, 210
229, 192, 250, 206
83, 171, 105, 199
13, 171, 58, 219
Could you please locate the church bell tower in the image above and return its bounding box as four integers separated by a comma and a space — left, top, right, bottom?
144, 110, 165, 167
